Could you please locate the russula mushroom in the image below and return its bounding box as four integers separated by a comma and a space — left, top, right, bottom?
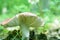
0, 12, 44, 40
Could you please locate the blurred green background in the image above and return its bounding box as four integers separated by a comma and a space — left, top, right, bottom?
0, 0, 60, 40
0, 0, 60, 20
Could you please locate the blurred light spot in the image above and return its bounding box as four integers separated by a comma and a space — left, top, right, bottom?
30, 27, 34, 30
28, 0, 39, 4
2, 7, 7, 14
54, 19, 59, 25
6, 26, 20, 31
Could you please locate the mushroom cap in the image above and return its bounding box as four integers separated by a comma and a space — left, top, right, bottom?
18, 12, 43, 27
0, 18, 10, 26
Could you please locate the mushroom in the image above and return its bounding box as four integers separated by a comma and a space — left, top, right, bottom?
1, 12, 44, 40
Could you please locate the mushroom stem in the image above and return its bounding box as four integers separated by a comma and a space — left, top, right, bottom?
20, 24, 29, 40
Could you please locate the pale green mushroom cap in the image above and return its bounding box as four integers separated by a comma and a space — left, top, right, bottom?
18, 12, 44, 27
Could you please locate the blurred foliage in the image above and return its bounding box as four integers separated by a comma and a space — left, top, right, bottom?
0, 25, 9, 40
